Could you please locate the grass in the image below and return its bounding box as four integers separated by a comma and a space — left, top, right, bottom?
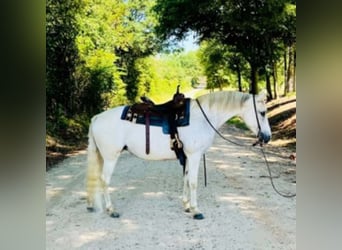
227, 116, 249, 130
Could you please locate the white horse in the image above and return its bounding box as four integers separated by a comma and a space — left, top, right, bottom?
86, 90, 271, 219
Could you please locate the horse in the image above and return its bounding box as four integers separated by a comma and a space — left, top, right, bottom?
86, 90, 271, 219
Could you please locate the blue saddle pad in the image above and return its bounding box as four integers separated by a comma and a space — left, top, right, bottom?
121, 98, 191, 134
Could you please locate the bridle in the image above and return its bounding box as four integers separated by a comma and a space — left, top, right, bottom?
252, 94, 263, 146
195, 95, 296, 198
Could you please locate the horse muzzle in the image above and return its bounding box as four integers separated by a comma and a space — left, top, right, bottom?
258, 132, 271, 144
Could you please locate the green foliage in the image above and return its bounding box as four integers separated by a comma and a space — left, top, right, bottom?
198, 40, 250, 91
46, 0, 205, 144
199, 40, 231, 90
75, 0, 130, 113
154, 0, 296, 94
47, 0, 160, 142
46, 0, 295, 149
135, 51, 202, 103
46, 0, 82, 116
46, 106, 89, 142
114, 0, 162, 102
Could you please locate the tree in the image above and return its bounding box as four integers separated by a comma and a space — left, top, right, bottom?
227, 50, 248, 92
282, 3, 296, 95
46, 0, 82, 118
75, 0, 128, 114
154, 0, 294, 94
114, 0, 162, 102
198, 40, 234, 90
46, 0, 161, 140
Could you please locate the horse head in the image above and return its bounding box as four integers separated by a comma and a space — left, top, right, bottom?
241, 90, 272, 144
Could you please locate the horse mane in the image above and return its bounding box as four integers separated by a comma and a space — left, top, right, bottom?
197, 91, 251, 111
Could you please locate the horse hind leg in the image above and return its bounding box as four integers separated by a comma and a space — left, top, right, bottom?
86, 146, 120, 218
101, 157, 120, 218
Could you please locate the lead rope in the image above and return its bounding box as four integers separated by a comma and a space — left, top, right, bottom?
259, 147, 296, 198
203, 154, 207, 187
196, 98, 296, 198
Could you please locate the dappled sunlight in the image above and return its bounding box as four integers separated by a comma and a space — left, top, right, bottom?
120, 219, 139, 232
270, 138, 296, 147
66, 149, 87, 157
219, 194, 256, 203
107, 185, 136, 193
75, 231, 108, 248
46, 219, 55, 232
226, 151, 257, 157
212, 162, 241, 171
143, 191, 164, 197
46, 187, 64, 200
57, 175, 73, 180
219, 194, 264, 220
107, 187, 117, 192
209, 159, 227, 165
209, 146, 224, 151
208, 145, 257, 158
210, 160, 240, 169
206, 154, 250, 170
72, 190, 87, 198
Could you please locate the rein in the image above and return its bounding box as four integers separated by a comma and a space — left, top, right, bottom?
195, 99, 245, 147
195, 97, 296, 198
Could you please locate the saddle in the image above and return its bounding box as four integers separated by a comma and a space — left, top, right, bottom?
130, 86, 186, 117
121, 85, 188, 172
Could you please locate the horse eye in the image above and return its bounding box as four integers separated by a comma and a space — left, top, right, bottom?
260, 111, 266, 117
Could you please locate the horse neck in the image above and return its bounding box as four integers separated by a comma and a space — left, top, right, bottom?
198, 91, 248, 129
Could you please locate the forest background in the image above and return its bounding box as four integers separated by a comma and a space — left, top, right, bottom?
46, 0, 296, 163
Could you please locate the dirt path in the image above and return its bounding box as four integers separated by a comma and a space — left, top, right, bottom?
46, 124, 296, 250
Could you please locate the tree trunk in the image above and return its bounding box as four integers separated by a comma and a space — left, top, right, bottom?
272, 62, 278, 99
293, 47, 296, 92
283, 48, 289, 95
265, 68, 273, 101
250, 64, 258, 95
237, 66, 242, 92
287, 45, 294, 92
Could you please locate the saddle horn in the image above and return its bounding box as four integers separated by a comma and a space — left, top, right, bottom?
172, 84, 185, 108
176, 85, 180, 94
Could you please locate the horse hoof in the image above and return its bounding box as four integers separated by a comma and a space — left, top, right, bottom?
110, 212, 120, 218
193, 213, 204, 220
87, 207, 95, 212
184, 208, 191, 213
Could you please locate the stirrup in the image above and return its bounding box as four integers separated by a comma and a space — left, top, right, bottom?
175, 134, 183, 148
170, 139, 174, 149
170, 138, 177, 150
176, 138, 183, 148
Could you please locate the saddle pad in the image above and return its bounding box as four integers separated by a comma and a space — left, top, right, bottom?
120, 98, 191, 134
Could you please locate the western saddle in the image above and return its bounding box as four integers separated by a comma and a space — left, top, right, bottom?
128, 85, 187, 171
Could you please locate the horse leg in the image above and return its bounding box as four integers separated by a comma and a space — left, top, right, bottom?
187, 153, 204, 220
182, 166, 191, 213
101, 156, 120, 218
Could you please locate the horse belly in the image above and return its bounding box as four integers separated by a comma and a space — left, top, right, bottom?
125, 125, 176, 160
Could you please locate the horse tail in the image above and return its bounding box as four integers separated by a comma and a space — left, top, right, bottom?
86, 115, 103, 209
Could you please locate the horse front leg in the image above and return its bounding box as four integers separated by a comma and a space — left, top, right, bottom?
187, 154, 204, 220
182, 166, 190, 213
